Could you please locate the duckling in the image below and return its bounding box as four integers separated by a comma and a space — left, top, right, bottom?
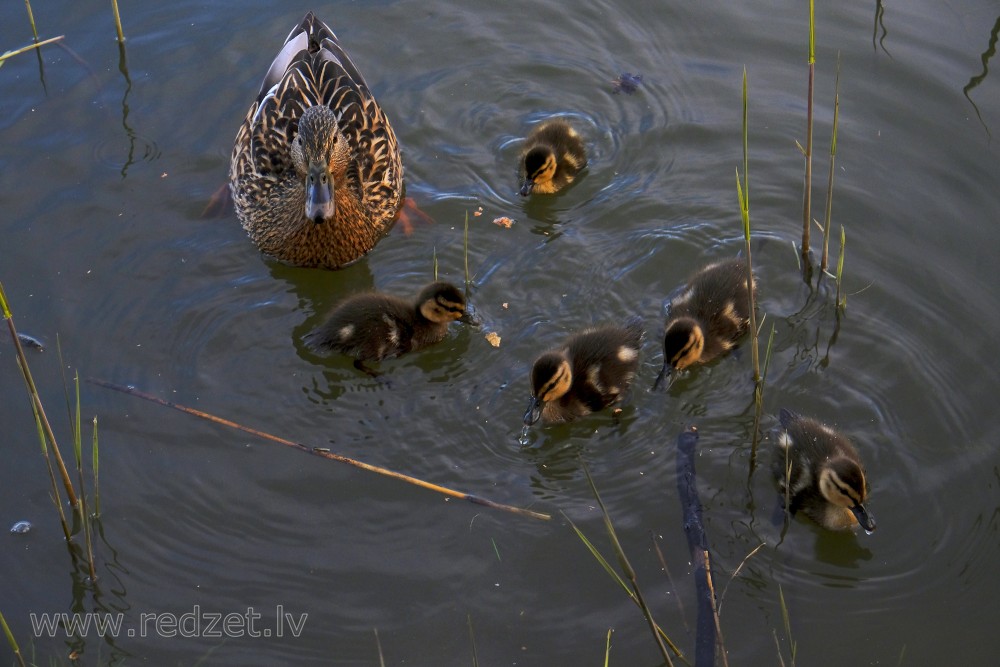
518, 119, 587, 196
653, 257, 757, 389
772, 409, 876, 532
305, 282, 466, 375
524, 317, 644, 425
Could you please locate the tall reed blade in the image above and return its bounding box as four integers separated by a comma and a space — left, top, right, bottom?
73, 373, 98, 581
23, 0, 39, 41
821, 54, 842, 272
0, 281, 79, 509
738, 66, 761, 386
463, 210, 471, 293
581, 460, 677, 665
801, 0, 816, 275
110, 0, 126, 45
836, 225, 847, 309
0, 610, 27, 667
92, 417, 101, 517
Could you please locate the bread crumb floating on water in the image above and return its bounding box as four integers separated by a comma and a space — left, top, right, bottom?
492, 216, 515, 228
485, 332, 501, 347
473, 206, 483, 217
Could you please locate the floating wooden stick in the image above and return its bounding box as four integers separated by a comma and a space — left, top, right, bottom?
676, 426, 727, 667
88, 379, 550, 522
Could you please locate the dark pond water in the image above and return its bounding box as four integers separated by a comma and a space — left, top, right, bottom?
2, 0, 999, 665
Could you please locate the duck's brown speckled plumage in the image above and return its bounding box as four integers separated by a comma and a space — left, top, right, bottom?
230, 12, 402, 269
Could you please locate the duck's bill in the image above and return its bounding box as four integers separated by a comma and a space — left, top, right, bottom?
851, 504, 876, 533
519, 179, 534, 197
523, 396, 542, 426
306, 172, 335, 223
651, 363, 673, 391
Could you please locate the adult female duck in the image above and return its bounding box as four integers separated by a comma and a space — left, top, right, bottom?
230, 13, 403, 269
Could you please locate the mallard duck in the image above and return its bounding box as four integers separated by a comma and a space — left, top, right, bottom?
305, 282, 466, 374
524, 317, 644, 425
230, 12, 403, 269
653, 258, 757, 389
773, 409, 876, 532
518, 119, 587, 196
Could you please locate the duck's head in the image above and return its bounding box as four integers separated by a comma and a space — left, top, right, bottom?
417, 282, 467, 323
523, 352, 572, 425
662, 317, 705, 371
520, 146, 558, 196
818, 458, 876, 532
291, 105, 351, 224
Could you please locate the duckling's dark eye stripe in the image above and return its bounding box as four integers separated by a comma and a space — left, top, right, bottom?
540, 365, 570, 398
435, 296, 464, 313
831, 474, 864, 503
671, 336, 699, 365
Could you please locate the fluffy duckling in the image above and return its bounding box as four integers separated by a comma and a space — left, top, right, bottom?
653, 258, 757, 389
524, 317, 644, 425
772, 409, 876, 533
518, 119, 587, 196
305, 282, 466, 374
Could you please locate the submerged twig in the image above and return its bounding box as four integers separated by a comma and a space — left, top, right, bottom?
88, 379, 550, 522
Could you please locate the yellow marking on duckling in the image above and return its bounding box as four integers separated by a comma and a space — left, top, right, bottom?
338, 324, 355, 341
538, 359, 573, 402
671, 325, 705, 370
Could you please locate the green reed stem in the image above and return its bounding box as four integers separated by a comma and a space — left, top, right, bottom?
92, 415, 101, 517
463, 211, 471, 290
467, 614, 479, 667
749, 322, 776, 470
778, 585, 797, 666
836, 225, 847, 309
821, 54, 842, 272
0, 610, 27, 667
432, 245, 439, 281
738, 66, 761, 386
373, 628, 386, 667
0, 281, 80, 511
801, 0, 816, 273
604, 628, 613, 667
72, 373, 98, 581
23, 0, 39, 41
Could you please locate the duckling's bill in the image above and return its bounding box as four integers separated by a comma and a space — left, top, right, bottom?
523, 395, 542, 426
852, 503, 876, 533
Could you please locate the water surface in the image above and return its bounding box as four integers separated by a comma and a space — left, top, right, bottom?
1, 0, 998, 664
